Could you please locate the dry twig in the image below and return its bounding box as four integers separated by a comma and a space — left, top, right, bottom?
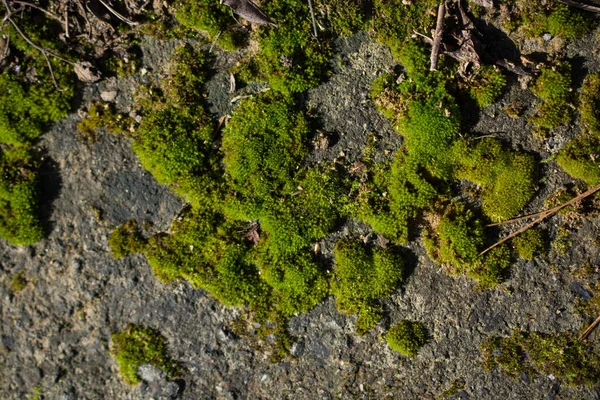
96, 0, 138, 26
480, 183, 600, 256
307, 0, 318, 39
580, 314, 600, 340
430, 2, 445, 71
557, 0, 600, 13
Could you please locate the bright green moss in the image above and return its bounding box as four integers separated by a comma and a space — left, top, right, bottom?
332, 239, 404, 334
110, 325, 180, 385
255, 241, 328, 317
372, 0, 438, 59
530, 63, 573, 130
453, 138, 537, 222
316, 0, 372, 36
9, 270, 28, 293
556, 134, 600, 185
386, 320, 427, 356
580, 73, 600, 135
255, 0, 332, 94
174, 0, 246, 50
0, 148, 43, 245
222, 92, 309, 199
513, 229, 544, 260
423, 202, 511, 288
108, 220, 147, 259
481, 330, 600, 387
469, 66, 507, 108
545, 4, 593, 40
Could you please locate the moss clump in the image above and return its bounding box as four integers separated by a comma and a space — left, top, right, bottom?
423, 202, 512, 288
315, 0, 372, 36
469, 66, 506, 108
372, 0, 438, 59
513, 229, 544, 260
481, 330, 600, 387
453, 138, 537, 222
108, 220, 147, 258
530, 63, 573, 130
9, 270, 28, 293
552, 226, 571, 255
499, 2, 593, 40
0, 148, 43, 245
386, 320, 427, 356
556, 73, 600, 185
174, 0, 246, 50
332, 239, 404, 334
78, 102, 132, 139
254, 0, 332, 94
110, 325, 180, 385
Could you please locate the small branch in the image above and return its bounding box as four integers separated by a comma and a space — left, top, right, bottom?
96, 0, 138, 26
430, 2, 445, 71
209, 30, 222, 53
480, 183, 600, 256
557, 0, 600, 13
580, 315, 600, 340
11, 0, 63, 22
307, 0, 318, 39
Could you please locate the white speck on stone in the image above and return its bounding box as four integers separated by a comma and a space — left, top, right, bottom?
261, 374, 268, 382
543, 33, 552, 41
548, 374, 556, 381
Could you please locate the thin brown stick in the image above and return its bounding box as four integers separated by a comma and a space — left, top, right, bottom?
580, 315, 600, 340
480, 183, 600, 256
557, 0, 600, 13
307, 0, 318, 39
430, 2, 445, 71
12, 0, 62, 22
96, 0, 138, 26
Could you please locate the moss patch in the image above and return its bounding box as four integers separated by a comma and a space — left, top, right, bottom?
530, 63, 573, 131
469, 66, 506, 108
513, 229, 544, 260
332, 239, 405, 334
9, 270, 28, 293
386, 320, 427, 356
110, 325, 180, 385
481, 330, 600, 387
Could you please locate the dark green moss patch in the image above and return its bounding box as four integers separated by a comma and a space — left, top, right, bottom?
78, 102, 133, 140
9, 270, 28, 293
108, 220, 147, 259
110, 325, 180, 385
468, 66, 506, 108
386, 320, 427, 356
481, 330, 600, 387
315, 0, 372, 36
332, 239, 404, 334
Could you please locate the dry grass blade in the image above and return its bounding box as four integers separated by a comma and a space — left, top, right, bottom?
480, 183, 600, 256
430, 2, 445, 71
97, 0, 139, 26
580, 315, 600, 340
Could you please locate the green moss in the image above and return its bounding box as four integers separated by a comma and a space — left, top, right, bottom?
0, 148, 43, 245
530, 63, 573, 130
222, 92, 309, 200
481, 330, 600, 387
372, 0, 438, 59
545, 3, 593, 40
552, 226, 571, 255
254, 0, 332, 94
580, 73, 600, 135
469, 66, 506, 108
513, 229, 544, 260
174, 0, 246, 50
386, 320, 427, 356
108, 220, 147, 259
165, 44, 210, 106
9, 270, 28, 293
315, 0, 372, 36
453, 138, 537, 222
556, 134, 600, 185
332, 239, 404, 334
110, 325, 180, 385
423, 202, 511, 288
102, 47, 142, 77
78, 102, 132, 139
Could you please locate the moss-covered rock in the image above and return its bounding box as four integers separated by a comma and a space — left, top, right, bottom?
530, 63, 573, 131
513, 229, 544, 260
481, 330, 600, 387
108, 220, 147, 259
110, 325, 180, 385
386, 320, 427, 356
332, 239, 404, 334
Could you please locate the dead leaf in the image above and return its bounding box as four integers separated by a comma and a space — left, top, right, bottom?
74, 61, 101, 82
377, 234, 390, 248
222, 0, 277, 26
244, 223, 260, 245
470, 0, 493, 7
229, 72, 236, 94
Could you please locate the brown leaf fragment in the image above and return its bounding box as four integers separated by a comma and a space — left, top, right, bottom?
74, 61, 101, 82
222, 0, 277, 26
0, 36, 10, 67
244, 223, 260, 245
377, 234, 390, 249
470, 0, 493, 8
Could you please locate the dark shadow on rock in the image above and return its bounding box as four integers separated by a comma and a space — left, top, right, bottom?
37, 154, 63, 237
568, 55, 588, 91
